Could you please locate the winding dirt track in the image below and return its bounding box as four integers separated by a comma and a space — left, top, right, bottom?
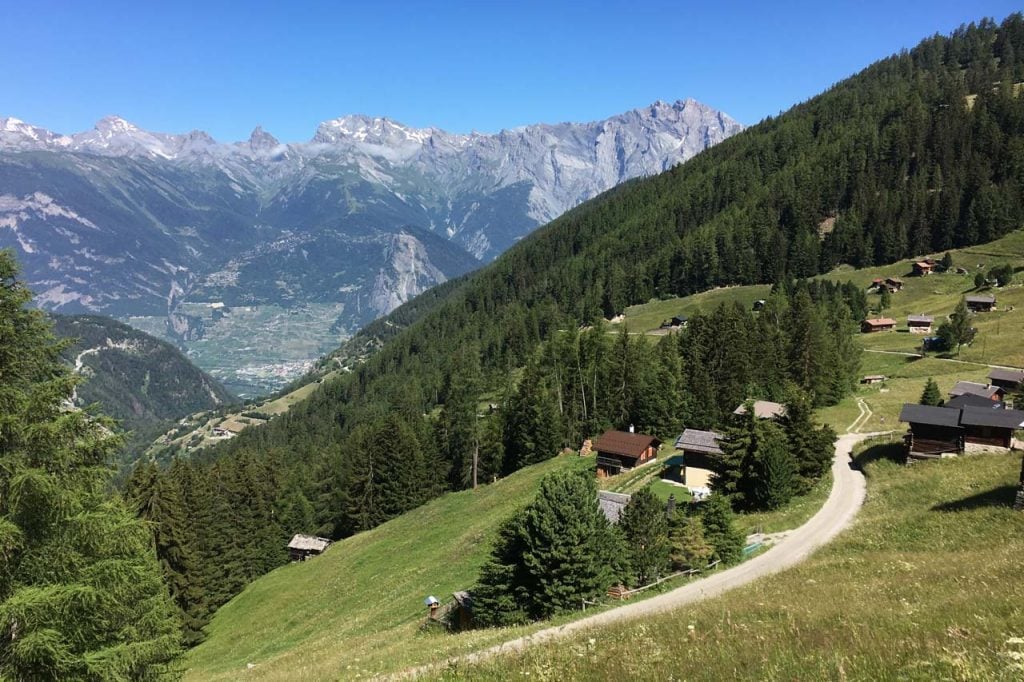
395, 431, 884, 679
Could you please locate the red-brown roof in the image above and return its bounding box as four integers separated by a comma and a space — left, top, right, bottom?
863, 318, 897, 326
592, 430, 660, 459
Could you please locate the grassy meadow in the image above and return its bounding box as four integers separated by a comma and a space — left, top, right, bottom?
440, 448, 1024, 681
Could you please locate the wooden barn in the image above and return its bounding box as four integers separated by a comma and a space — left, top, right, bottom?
672, 428, 724, 489
912, 260, 935, 276
899, 404, 963, 460
861, 374, 887, 385
959, 406, 1024, 450
861, 317, 897, 333
907, 314, 934, 334
884, 277, 904, 292
449, 591, 474, 630
966, 294, 996, 312
945, 393, 1005, 411
287, 534, 331, 561
989, 368, 1024, 392
593, 430, 661, 478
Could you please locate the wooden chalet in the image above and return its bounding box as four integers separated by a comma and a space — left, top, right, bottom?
597, 490, 631, 524
949, 381, 1004, 402
966, 294, 996, 312
213, 419, 248, 438
671, 428, 724, 489
733, 400, 787, 420
989, 368, 1024, 392
593, 430, 660, 478
945, 393, 1005, 411
959, 406, 1024, 449
287, 534, 331, 561
899, 404, 963, 460
912, 259, 935, 276
884, 277, 904, 292
861, 317, 896, 333
861, 374, 887, 385
907, 314, 934, 334
899, 402, 1024, 459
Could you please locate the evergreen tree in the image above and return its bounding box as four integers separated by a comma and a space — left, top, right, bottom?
618, 487, 671, 586
940, 251, 954, 270
0, 250, 181, 678
699, 493, 745, 565
473, 470, 624, 625
470, 511, 529, 627
668, 515, 713, 570
502, 359, 560, 474
878, 286, 892, 311
936, 298, 975, 355
975, 271, 988, 289
920, 377, 943, 406
751, 421, 796, 510
780, 390, 837, 492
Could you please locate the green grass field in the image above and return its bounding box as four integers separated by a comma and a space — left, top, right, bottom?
440, 448, 1024, 681
183, 454, 594, 681
185, 232, 1024, 680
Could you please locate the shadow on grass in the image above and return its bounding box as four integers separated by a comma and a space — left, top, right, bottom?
852, 443, 905, 473
931, 484, 1019, 511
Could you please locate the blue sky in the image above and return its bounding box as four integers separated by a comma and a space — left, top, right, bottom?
1, 0, 1019, 141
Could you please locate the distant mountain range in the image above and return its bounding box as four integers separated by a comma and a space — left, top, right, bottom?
1, 100, 741, 392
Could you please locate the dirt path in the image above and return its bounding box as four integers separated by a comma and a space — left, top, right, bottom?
863, 348, 1023, 371
393, 431, 884, 680
848, 397, 873, 433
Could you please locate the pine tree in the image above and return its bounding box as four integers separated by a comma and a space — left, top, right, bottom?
879, 286, 892, 311
618, 487, 671, 586
469, 511, 529, 627
473, 470, 625, 625
920, 377, 943, 406
502, 359, 559, 474
781, 390, 837, 492
0, 250, 181, 678
937, 298, 975, 355
668, 515, 713, 570
751, 421, 796, 510
699, 493, 745, 565
940, 251, 954, 270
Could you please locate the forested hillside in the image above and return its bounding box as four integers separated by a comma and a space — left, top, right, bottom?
133, 16, 1024, 640
52, 314, 235, 461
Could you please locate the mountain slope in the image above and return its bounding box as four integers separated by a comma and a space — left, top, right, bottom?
1, 100, 740, 393
130, 13, 1024, 650
52, 314, 235, 458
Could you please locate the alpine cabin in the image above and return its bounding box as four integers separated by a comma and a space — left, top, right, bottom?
907, 315, 934, 334
965, 294, 996, 312
593, 430, 660, 478
861, 317, 897, 333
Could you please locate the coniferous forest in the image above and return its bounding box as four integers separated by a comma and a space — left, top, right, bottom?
121, 16, 1024, 639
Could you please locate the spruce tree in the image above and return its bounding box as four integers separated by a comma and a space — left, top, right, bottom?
0, 250, 181, 678
937, 298, 975, 355
751, 422, 796, 510
469, 511, 529, 627
502, 359, 559, 474
919, 377, 943, 406
668, 515, 713, 570
879, 286, 892, 311
781, 390, 837, 492
699, 493, 745, 565
618, 487, 671, 586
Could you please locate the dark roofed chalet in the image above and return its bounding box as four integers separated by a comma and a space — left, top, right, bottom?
965, 294, 996, 312
949, 381, 1004, 401
959, 406, 1024, 449
989, 368, 1024, 391
899, 403, 1024, 459
899, 404, 963, 459
593, 430, 660, 478
907, 314, 934, 333
945, 393, 1004, 411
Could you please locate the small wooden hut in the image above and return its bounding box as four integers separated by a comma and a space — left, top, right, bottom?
287, 534, 331, 561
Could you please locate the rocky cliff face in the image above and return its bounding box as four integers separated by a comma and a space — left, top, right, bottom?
0, 101, 741, 387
